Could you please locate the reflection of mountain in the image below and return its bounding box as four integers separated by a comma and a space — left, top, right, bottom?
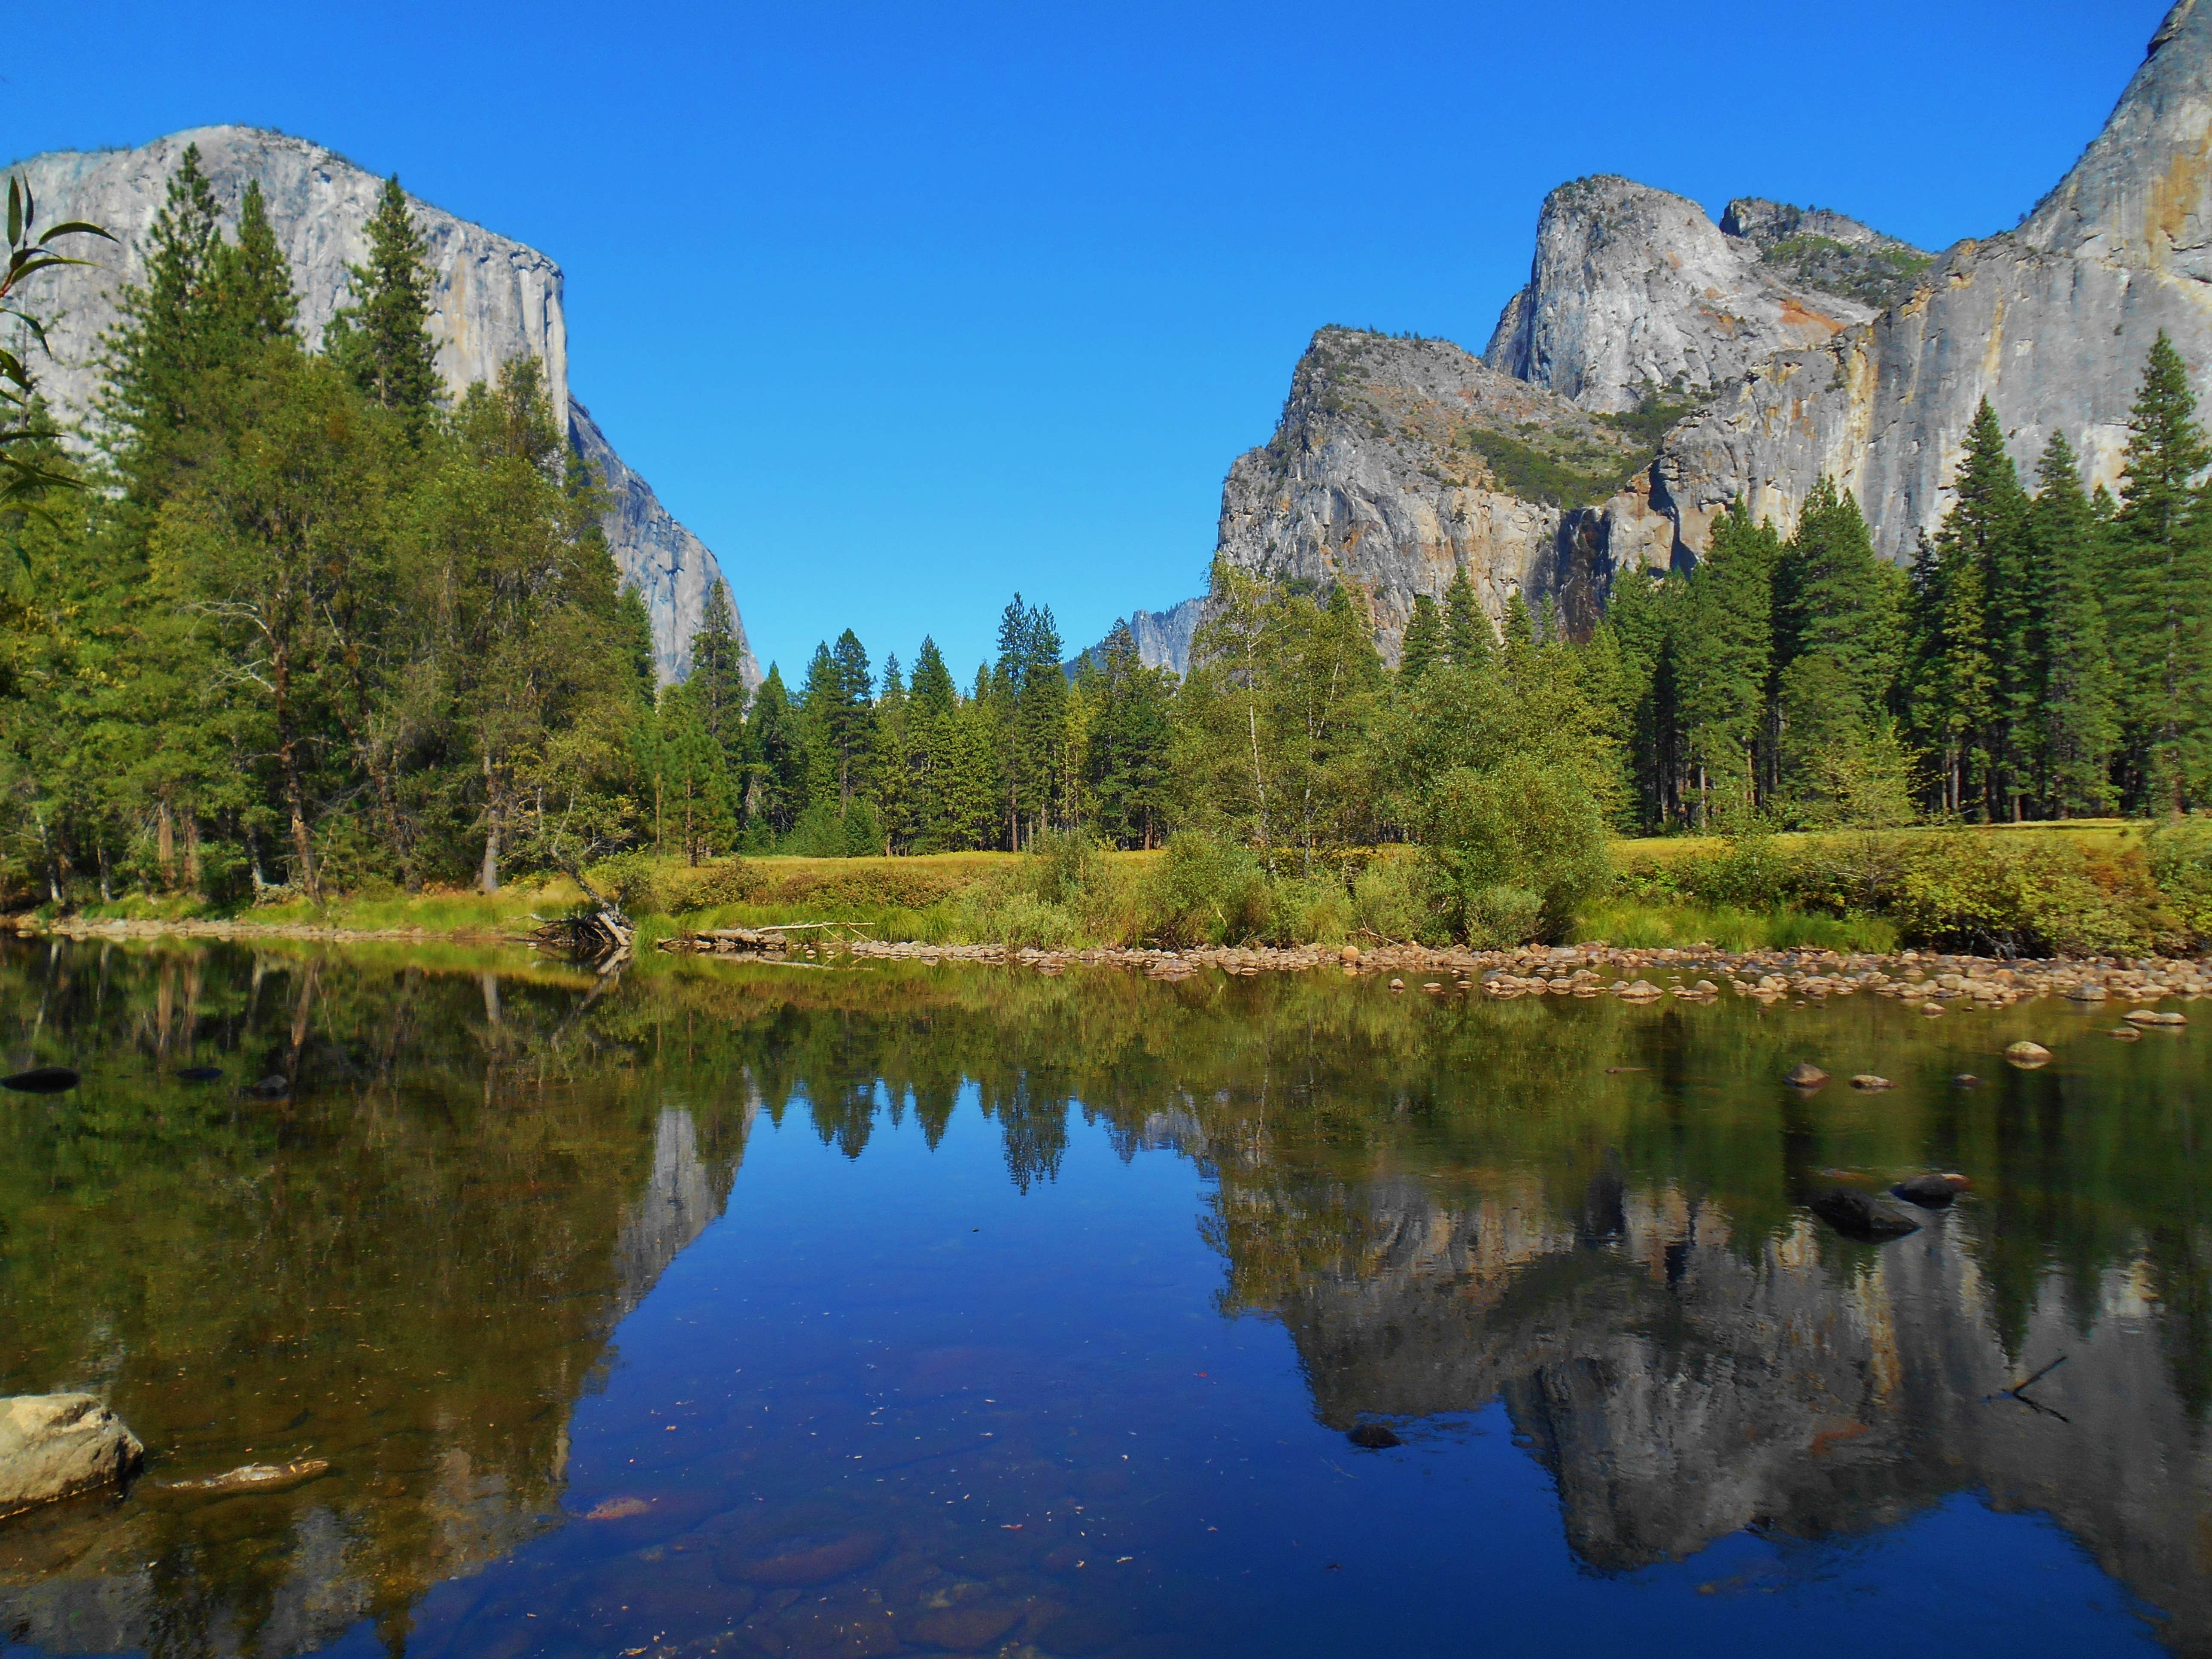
0, 950, 749, 1658
1243, 1173, 2208, 1645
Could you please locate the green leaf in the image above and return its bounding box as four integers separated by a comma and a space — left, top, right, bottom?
6, 180, 19, 249
36, 221, 115, 245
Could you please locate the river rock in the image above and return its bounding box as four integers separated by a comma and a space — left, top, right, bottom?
1784, 1063, 1828, 1089
1, 1066, 79, 1093
2005, 1042, 2053, 1067
722, 1528, 888, 1586
160, 1458, 330, 1495
1808, 1187, 1922, 1241
1849, 1075, 1894, 1091
1953, 1073, 1983, 1088
2068, 984, 2111, 1002
0, 1394, 144, 1518
2125, 1009, 2187, 1026
1347, 1423, 1404, 1449
1891, 1173, 1971, 1209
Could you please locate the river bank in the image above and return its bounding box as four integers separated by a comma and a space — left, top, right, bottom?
29, 910, 2206, 1016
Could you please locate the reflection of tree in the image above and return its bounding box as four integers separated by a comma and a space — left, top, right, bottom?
0, 945, 755, 1657
3, 945, 2209, 1651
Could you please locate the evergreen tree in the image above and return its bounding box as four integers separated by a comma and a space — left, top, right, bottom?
1442, 565, 1492, 668
740, 665, 802, 838
326, 175, 443, 425
1086, 621, 1173, 848
688, 577, 748, 763
2029, 433, 2119, 814
2111, 332, 2212, 809
1498, 590, 1538, 688
99, 144, 225, 504
1673, 501, 1778, 820
1400, 594, 1442, 681
1908, 402, 2023, 817
614, 586, 659, 707
209, 180, 298, 347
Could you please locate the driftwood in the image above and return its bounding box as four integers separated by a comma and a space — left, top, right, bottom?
532, 908, 635, 966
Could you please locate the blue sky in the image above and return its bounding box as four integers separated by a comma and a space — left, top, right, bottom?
9, 1, 2176, 680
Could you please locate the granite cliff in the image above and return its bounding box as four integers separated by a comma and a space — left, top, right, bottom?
4, 125, 755, 687
1209, 328, 1650, 661
1483, 175, 1926, 416
1203, 3, 2207, 649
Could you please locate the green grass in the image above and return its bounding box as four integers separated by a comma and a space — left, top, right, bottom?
1577, 899, 1896, 954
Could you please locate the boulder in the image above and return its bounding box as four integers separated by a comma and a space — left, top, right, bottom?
2004, 1041, 2053, 1067
2126, 1009, 2187, 1027
1783, 1063, 1828, 1089
1808, 1187, 1922, 1241
1890, 1173, 1971, 1209
1340, 945, 1361, 966
0, 1394, 144, 1518
1, 1066, 79, 1094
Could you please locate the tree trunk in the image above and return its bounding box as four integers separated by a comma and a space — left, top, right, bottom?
156, 801, 176, 887
182, 811, 202, 893
274, 649, 320, 901
480, 817, 501, 894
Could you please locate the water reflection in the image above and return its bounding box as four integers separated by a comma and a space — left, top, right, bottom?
0, 942, 2203, 1655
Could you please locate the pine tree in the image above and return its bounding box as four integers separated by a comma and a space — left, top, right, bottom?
1442, 565, 1492, 669
1400, 594, 1442, 681
740, 665, 802, 838
614, 586, 659, 707
2029, 433, 2119, 815
2111, 332, 2212, 810
100, 144, 225, 503
688, 577, 748, 763
1908, 401, 2024, 817
905, 636, 958, 850
1498, 590, 1538, 688
209, 180, 298, 347
1673, 502, 1777, 820
326, 175, 442, 426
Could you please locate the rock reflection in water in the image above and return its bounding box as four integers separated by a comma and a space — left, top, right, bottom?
0, 942, 2201, 1656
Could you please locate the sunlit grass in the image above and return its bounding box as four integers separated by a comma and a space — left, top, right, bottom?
1577, 899, 1897, 954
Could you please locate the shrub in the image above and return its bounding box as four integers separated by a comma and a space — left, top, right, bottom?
2150, 815, 2212, 946
1351, 855, 1437, 943
1144, 833, 1272, 947
1417, 754, 1610, 944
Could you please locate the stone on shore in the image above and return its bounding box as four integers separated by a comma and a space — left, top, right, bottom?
0, 1394, 144, 1518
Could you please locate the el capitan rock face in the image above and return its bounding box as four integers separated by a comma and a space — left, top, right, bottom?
5, 125, 754, 687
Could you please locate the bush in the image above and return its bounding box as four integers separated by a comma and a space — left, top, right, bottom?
1351, 855, 1437, 943
1143, 833, 1272, 947
2150, 815, 2212, 946
592, 854, 766, 917
1417, 754, 1610, 944
1883, 835, 2166, 957
780, 800, 883, 858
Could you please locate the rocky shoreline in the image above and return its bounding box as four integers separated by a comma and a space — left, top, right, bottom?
14, 917, 2209, 1009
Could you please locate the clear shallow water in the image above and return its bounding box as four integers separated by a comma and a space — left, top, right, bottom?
0, 942, 2201, 1657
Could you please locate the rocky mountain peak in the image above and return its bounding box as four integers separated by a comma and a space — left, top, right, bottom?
1483, 175, 1905, 414
2020, 0, 2212, 271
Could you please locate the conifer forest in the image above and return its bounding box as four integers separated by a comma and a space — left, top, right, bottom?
11, 149, 2212, 949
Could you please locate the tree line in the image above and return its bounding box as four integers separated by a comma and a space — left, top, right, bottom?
6, 146, 2212, 921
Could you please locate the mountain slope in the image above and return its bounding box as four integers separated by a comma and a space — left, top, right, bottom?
5, 125, 755, 686
1640, 0, 2212, 564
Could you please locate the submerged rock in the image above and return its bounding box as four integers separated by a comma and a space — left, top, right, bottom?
1347, 1423, 1404, 1449
1953, 1074, 1983, 1088
2004, 1042, 2053, 1068
1891, 1173, 1971, 1209
1808, 1187, 1922, 1241
1849, 1075, 1894, 1091
245, 1074, 292, 1098
722, 1528, 888, 1586
0, 1394, 144, 1518
1, 1066, 78, 1093
161, 1458, 329, 1496
1783, 1063, 1828, 1090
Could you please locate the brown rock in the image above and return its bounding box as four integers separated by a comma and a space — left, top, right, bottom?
1783, 1063, 1828, 1089
902, 1604, 1024, 1653
1849, 1075, 1895, 1090
2005, 1041, 2053, 1067
0, 1394, 144, 1518
2126, 1009, 2186, 1026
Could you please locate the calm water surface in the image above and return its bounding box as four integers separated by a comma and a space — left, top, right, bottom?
0, 942, 2204, 1657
